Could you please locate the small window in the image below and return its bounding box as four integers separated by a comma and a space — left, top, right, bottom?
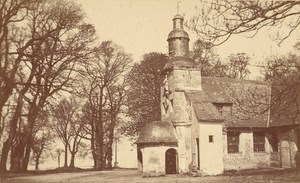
227, 131, 239, 153
214, 103, 223, 115
253, 131, 265, 152
209, 135, 214, 143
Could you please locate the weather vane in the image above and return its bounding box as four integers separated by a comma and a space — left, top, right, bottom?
177, 1, 181, 14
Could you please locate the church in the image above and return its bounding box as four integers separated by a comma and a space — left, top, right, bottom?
135, 14, 300, 176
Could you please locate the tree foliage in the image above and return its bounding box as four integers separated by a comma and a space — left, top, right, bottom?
124, 52, 168, 138
191, 39, 227, 77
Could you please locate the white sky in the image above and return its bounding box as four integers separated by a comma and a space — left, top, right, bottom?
76, 0, 300, 79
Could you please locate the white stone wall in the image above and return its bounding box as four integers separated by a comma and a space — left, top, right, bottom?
223, 131, 271, 170
175, 125, 192, 173
173, 69, 202, 91
141, 146, 178, 177
172, 91, 188, 123
198, 122, 224, 175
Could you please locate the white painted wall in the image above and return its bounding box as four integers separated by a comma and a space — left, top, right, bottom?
198, 122, 223, 175
141, 146, 178, 176
223, 131, 271, 170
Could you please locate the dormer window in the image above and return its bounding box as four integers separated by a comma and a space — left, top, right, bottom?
214, 103, 223, 115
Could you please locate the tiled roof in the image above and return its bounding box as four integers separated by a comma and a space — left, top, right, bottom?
196, 77, 270, 127
136, 121, 178, 144
226, 117, 269, 128
185, 91, 224, 122
201, 77, 233, 103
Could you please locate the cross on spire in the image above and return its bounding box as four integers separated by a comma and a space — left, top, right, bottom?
177, 1, 181, 13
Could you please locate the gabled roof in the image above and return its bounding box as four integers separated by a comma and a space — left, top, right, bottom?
136, 121, 178, 145
185, 91, 224, 122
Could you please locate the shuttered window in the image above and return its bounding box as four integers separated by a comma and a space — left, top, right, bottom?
253, 131, 265, 152
227, 131, 239, 153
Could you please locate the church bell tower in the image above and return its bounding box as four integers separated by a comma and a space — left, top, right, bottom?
161, 14, 202, 122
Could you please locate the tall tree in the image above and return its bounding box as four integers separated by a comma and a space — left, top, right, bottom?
0, 0, 36, 142
124, 52, 168, 138
31, 131, 53, 170
105, 83, 126, 169
261, 44, 300, 126
187, 1, 300, 46
0, 0, 95, 171
78, 40, 132, 170
51, 97, 85, 168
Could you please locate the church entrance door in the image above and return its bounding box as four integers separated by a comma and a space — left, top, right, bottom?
165, 148, 177, 174
281, 141, 291, 168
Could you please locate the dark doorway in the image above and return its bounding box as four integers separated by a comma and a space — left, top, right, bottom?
196, 138, 200, 169
137, 149, 143, 164
165, 148, 177, 174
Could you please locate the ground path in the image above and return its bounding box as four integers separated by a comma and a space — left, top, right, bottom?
2, 169, 300, 183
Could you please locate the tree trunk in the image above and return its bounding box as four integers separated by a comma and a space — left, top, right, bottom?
0, 95, 24, 171
106, 124, 115, 169
35, 155, 40, 170
91, 133, 97, 168
0, 140, 10, 171
10, 137, 25, 172
94, 130, 104, 170
94, 87, 105, 170
106, 149, 113, 169
64, 144, 68, 167
22, 142, 32, 171
69, 153, 75, 168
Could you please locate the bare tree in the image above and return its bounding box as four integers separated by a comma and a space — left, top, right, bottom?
52, 148, 64, 168
187, 1, 300, 46
226, 53, 251, 79
262, 53, 300, 82
0, 0, 36, 141
190, 39, 227, 77
31, 131, 53, 170
0, 0, 96, 171
261, 46, 300, 126
51, 97, 85, 168
78, 40, 132, 170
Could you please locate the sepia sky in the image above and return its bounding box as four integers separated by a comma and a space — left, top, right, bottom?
76, 0, 300, 78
